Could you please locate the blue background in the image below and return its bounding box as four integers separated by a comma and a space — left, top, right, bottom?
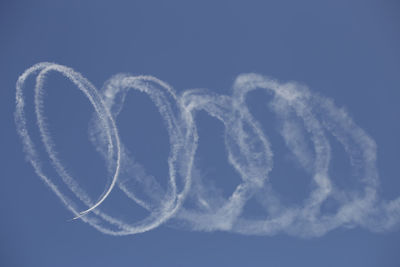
1, 0, 399, 266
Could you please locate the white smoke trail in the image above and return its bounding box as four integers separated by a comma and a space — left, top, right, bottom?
15, 63, 196, 235
15, 63, 400, 237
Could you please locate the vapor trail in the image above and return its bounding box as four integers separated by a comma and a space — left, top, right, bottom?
15, 63, 400, 237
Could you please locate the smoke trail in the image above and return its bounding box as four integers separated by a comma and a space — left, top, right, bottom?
15, 63, 196, 235
15, 63, 400, 237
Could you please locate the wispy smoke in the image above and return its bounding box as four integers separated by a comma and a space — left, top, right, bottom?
15, 63, 400, 237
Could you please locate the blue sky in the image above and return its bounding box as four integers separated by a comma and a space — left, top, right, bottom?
1, 0, 400, 266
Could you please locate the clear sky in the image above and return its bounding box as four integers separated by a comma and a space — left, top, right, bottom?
1, 0, 400, 266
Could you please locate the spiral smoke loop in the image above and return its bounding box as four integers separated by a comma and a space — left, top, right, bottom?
15, 62, 400, 237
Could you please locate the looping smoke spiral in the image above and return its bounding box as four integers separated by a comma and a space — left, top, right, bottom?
15, 62, 400, 237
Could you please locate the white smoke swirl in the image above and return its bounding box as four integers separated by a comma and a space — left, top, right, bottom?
15, 62, 400, 237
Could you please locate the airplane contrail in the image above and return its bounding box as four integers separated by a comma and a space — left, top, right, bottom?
15, 62, 400, 237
